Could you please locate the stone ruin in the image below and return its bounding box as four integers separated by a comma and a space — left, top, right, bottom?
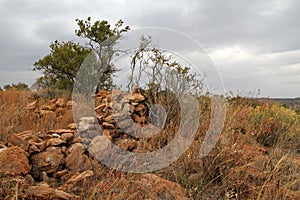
0, 89, 190, 199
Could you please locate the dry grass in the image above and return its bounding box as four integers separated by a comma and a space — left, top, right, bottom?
0, 90, 299, 199
155, 97, 300, 199
0, 90, 73, 143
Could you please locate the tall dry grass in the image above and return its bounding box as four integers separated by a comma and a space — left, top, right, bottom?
0, 90, 73, 143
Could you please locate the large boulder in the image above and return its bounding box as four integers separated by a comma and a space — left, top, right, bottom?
0, 146, 30, 176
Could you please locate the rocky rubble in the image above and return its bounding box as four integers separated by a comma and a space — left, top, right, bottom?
0, 90, 191, 199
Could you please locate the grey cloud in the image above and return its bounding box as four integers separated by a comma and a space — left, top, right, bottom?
0, 0, 299, 97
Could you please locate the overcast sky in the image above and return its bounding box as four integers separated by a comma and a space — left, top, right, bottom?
0, 0, 299, 97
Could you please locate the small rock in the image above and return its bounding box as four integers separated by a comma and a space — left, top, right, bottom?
30, 141, 47, 152
88, 136, 112, 161
7, 130, 38, 151
28, 144, 40, 155
28, 185, 79, 200
103, 122, 115, 129
61, 133, 74, 142
42, 104, 56, 111
104, 115, 114, 123
25, 174, 35, 185
56, 98, 65, 107
55, 169, 68, 178
41, 171, 49, 182
7, 133, 30, 151
116, 119, 134, 130
48, 129, 74, 135
59, 170, 94, 193
52, 133, 60, 138
46, 138, 66, 147
25, 101, 38, 110
66, 101, 76, 109
129, 93, 145, 103
30, 147, 64, 179
65, 143, 92, 173
67, 123, 77, 129
117, 139, 138, 151
61, 146, 67, 154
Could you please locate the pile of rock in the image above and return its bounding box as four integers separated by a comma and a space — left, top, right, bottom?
77, 89, 156, 152
0, 90, 192, 199
0, 124, 101, 199
26, 97, 75, 120
1, 89, 153, 186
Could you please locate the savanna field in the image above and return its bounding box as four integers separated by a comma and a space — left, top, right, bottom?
0, 90, 299, 199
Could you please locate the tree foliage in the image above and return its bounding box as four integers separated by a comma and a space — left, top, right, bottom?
128, 36, 205, 124
33, 40, 91, 93
34, 17, 130, 95
75, 18, 130, 91
3, 82, 29, 91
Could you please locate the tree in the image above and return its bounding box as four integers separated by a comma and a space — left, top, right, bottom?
75, 17, 130, 91
33, 40, 91, 94
3, 82, 29, 91
128, 36, 205, 124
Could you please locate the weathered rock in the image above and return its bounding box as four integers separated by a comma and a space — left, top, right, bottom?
104, 114, 114, 123
81, 138, 91, 146
0, 141, 6, 148
66, 100, 76, 109
31, 147, 64, 179
129, 93, 145, 103
0, 146, 30, 176
78, 117, 96, 132
116, 118, 134, 130
25, 174, 35, 185
7, 133, 30, 151
46, 138, 66, 147
103, 129, 113, 140
55, 107, 66, 115
30, 141, 47, 152
65, 143, 92, 173
117, 139, 138, 151
55, 169, 68, 178
7, 130, 39, 151
135, 103, 147, 113
28, 185, 79, 200
132, 114, 147, 124
42, 103, 56, 111
94, 103, 106, 113
112, 112, 130, 121
67, 123, 77, 129
49, 99, 57, 104
48, 129, 74, 135
102, 122, 115, 129
25, 100, 38, 110
28, 144, 40, 155
52, 133, 61, 138
59, 170, 94, 193
137, 174, 191, 200
56, 98, 65, 107
86, 129, 99, 139
88, 136, 112, 161
61, 133, 74, 142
